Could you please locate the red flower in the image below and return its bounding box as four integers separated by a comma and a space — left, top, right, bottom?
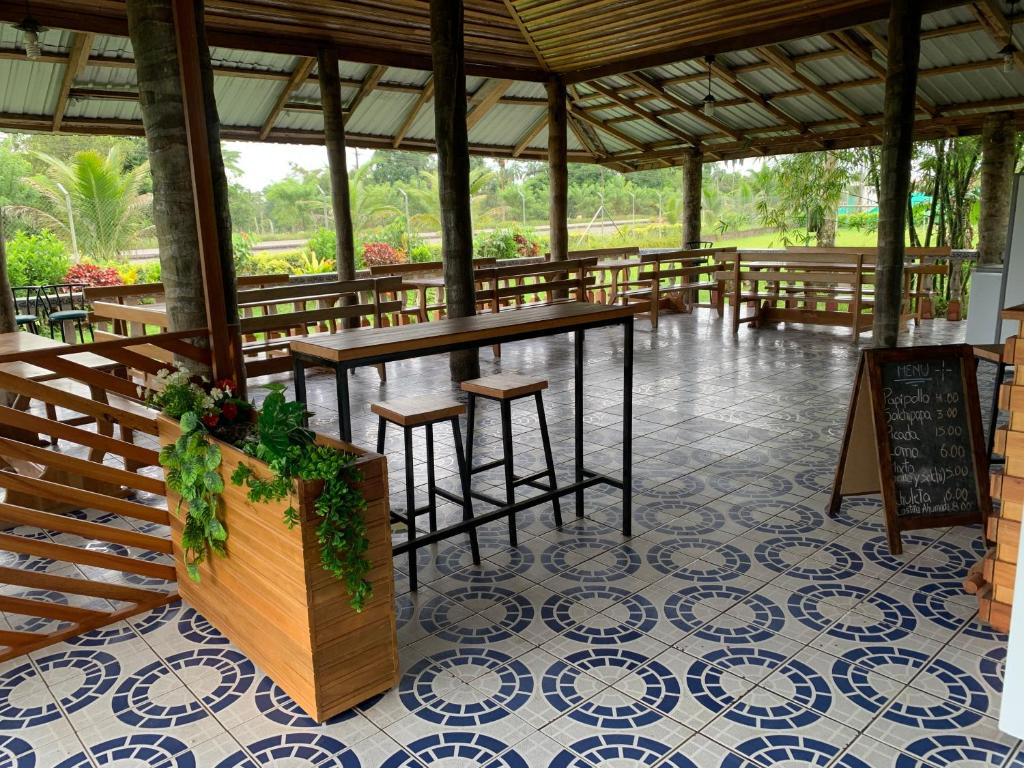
202, 414, 220, 429
215, 379, 236, 393
221, 402, 239, 421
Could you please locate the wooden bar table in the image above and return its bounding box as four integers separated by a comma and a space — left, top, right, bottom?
290, 302, 640, 544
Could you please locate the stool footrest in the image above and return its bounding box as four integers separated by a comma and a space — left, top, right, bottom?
470, 457, 506, 474
434, 487, 470, 507
513, 469, 551, 487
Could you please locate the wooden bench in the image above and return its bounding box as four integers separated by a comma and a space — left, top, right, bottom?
716, 251, 877, 340
562, 247, 640, 304
369, 259, 497, 323
617, 247, 736, 328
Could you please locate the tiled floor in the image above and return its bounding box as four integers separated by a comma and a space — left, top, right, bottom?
0, 308, 1016, 767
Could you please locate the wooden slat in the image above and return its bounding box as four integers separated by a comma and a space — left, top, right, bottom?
347, 64, 386, 117
0, 629, 46, 647
0, 595, 109, 623
466, 79, 513, 130
53, 32, 94, 132
260, 56, 316, 140
0, 565, 169, 603
0, 502, 172, 553
0, 533, 175, 580
393, 76, 433, 148
0, 473, 168, 524
0, 407, 157, 466
0, 437, 164, 495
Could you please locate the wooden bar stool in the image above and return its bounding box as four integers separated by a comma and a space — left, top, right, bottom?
462, 373, 562, 547
372, 395, 480, 591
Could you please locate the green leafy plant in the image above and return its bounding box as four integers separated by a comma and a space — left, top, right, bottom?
4, 229, 70, 287
149, 375, 371, 611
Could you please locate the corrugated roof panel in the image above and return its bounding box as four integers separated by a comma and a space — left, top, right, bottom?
345, 90, 409, 137
732, 68, 798, 96
920, 30, 998, 70
470, 103, 543, 146
77, 64, 136, 89
405, 101, 437, 141
505, 81, 545, 99
64, 97, 140, 122
384, 67, 431, 88
274, 110, 323, 133
211, 47, 295, 74
806, 56, 875, 87
91, 33, 132, 60
927, 69, 1024, 108
0, 58, 61, 116
215, 76, 282, 128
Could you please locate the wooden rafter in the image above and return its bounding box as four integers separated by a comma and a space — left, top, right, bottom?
624, 72, 743, 141
586, 80, 698, 148
393, 77, 433, 148
501, 0, 549, 70
259, 56, 315, 141
466, 79, 512, 130
568, 103, 650, 152
708, 59, 808, 134
513, 113, 547, 157
757, 45, 873, 129
346, 65, 386, 118
53, 32, 93, 132
973, 0, 1024, 71
830, 29, 939, 117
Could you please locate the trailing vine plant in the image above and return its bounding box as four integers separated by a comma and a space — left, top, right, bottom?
148, 373, 372, 611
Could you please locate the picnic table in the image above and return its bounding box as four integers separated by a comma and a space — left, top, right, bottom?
289, 301, 641, 544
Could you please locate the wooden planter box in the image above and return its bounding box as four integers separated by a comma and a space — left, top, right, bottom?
157, 416, 398, 722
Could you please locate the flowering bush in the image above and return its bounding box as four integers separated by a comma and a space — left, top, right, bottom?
146, 369, 251, 436
65, 262, 123, 287
362, 242, 406, 267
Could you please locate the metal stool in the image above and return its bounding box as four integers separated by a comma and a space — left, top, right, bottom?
371, 395, 480, 591
462, 373, 562, 547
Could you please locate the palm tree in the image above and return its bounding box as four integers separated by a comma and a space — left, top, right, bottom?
12, 146, 152, 262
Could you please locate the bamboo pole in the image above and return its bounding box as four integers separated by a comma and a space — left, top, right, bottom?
430, 0, 479, 381
873, 0, 921, 348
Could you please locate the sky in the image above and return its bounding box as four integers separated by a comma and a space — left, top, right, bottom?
226, 141, 370, 191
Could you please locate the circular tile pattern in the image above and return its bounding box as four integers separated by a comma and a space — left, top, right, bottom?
911, 582, 974, 632
64, 620, 138, 647
254, 676, 359, 728
980, 647, 1005, 693
894, 736, 1014, 767
113, 648, 254, 728
901, 539, 974, 579
647, 537, 724, 575
56, 735, 195, 768
544, 649, 676, 728
826, 592, 917, 642
643, 474, 707, 500
659, 506, 726, 536
542, 586, 656, 644
663, 585, 753, 634
755, 536, 860, 579
6, 590, 69, 633
381, 733, 527, 768
722, 735, 871, 767
724, 499, 807, 530
753, 504, 824, 535
216, 733, 360, 767
177, 608, 229, 646
724, 690, 822, 729
133, 601, 181, 636
792, 463, 834, 494
542, 536, 639, 579
550, 735, 697, 767
421, 585, 533, 644
685, 653, 772, 714
400, 648, 531, 726
0, 735, 37, 767
918, 657, 989, 714
0, 650, 120, 728
668, 543, 751, 583
786, 584, 871, 631
700, 647, 788, 682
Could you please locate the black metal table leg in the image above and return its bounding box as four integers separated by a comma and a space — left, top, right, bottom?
500, 399, 518, 547
575, 328, 585, 517
622, 315, 634, 537
450, 417, 481, 564
336, 364, 352, 442
535, 391, 563, 527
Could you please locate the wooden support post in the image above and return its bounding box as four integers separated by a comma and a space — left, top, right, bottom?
170, 0, 242, 386
0, 212, 15, 336
548, 75, 569, 264
979, 111, 1016, 266
682, 149, 703, 249
317, 47, 357, 283
873, 0, 921, 349
430, 0, 479, 381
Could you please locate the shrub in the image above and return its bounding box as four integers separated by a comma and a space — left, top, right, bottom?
65, 262, 123, 287
139, 261, 162, 284
253, 250, 305, 275
4, 230, 71, 287
295, 250, 336, 275
308, 228, 336, 263
362, 242, 406, 267
474, 227, 542, 260
408, 244, 437, 263
233, 232, 258, 276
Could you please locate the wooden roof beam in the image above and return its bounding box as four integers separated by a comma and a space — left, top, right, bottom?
972, 0, 1024, 71
586, 80, 699, 147
832, 29, 940, 116
259, 56, 315, 141
567, 104, 653, 153
393, 76, 433, 148
709, 59, 809, 135
52, 32, 93, 132
623, 71, 744, 141
501, 0, 549, 71
346, 65, 385, 118
513, 114, 547, 157
466, 79, 512, 130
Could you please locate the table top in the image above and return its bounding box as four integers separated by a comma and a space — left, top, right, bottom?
290, 301, 640, 364
0, 332, 118, 381
401, 276, 446, 289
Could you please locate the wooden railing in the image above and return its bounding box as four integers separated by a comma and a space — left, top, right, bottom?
0, 330, 208, 660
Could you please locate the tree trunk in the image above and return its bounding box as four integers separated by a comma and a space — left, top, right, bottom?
0, 212, 15, 334
979, 111, 1017, 266
817, 210, 838, 247
430, 0, 479, 381
126, 0, 208, 336
925, 139, 944, 247
873, 0, 921, 349
547, 75, 569, 264
682, 149, 703, 248
907, 191, 921, 248
318, 47, 357, 281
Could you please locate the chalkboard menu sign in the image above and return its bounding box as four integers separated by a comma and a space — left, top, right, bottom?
829, 344, 990, 554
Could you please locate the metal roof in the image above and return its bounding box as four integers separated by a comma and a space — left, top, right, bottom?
1, 2, 1024, 170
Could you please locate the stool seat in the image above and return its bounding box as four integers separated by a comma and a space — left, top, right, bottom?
371, 395, 465, 427
973, 344, 1004, 364
461, 373, 548, 400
